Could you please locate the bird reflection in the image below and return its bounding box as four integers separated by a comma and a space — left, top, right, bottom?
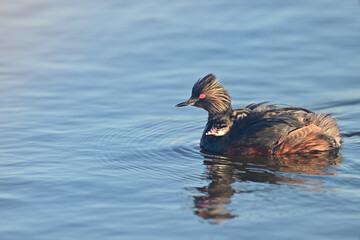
192, 151, 342, 224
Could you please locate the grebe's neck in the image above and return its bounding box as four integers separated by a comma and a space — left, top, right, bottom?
208, 108, 233, 121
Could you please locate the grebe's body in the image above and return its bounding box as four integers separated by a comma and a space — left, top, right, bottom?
176, 74, 341, 155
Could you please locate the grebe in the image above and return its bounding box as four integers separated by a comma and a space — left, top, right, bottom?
176, 73, 341, 155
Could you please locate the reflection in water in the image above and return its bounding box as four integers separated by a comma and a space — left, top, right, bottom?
192, 151, 342, 224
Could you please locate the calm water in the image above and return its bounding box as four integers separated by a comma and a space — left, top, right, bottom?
1, 0, 360, 239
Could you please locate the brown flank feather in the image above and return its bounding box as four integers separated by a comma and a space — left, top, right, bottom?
275, 113, 341, 154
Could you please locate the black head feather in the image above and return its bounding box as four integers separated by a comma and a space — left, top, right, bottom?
191, 73, 232, 114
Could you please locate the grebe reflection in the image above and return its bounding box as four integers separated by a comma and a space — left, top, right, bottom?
191, 151, 342, 224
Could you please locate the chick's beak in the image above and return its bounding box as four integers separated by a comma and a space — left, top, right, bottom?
175, 98, 197, 107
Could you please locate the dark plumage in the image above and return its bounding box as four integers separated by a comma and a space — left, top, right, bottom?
176, 73, 341, 155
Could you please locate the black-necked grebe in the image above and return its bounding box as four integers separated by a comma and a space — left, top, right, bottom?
176, 73, 341, 155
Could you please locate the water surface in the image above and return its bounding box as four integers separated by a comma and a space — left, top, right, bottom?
0, 0, 360, 239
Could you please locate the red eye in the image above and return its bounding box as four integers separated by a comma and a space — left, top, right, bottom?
199, 94, 206, 99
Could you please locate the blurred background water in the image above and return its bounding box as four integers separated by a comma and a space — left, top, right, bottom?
0, 0, 360, 239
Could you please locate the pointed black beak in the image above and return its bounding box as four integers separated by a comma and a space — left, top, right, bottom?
175, 98, 197, 107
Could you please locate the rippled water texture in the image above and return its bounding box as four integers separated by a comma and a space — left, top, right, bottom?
1, 0, 360, 239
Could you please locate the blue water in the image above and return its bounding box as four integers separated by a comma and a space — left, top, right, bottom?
1, 0, 360, 239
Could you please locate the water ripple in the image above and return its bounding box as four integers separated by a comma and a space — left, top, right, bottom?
313, 97, 360, 110
342, 132, 360, 138
85, 118, 203, 182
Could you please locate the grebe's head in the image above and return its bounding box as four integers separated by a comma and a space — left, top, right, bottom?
176, 73, 232, 115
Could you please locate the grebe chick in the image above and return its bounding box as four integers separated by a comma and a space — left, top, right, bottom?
176, 73, 341, 155
206, 108, 251, 136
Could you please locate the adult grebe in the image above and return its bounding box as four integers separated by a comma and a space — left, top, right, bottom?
176, 73, 341, 155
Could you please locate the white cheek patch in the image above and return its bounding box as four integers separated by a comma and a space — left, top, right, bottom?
205, 126, 230, 136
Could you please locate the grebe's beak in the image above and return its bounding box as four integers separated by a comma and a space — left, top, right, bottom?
175, 98, 196, 107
